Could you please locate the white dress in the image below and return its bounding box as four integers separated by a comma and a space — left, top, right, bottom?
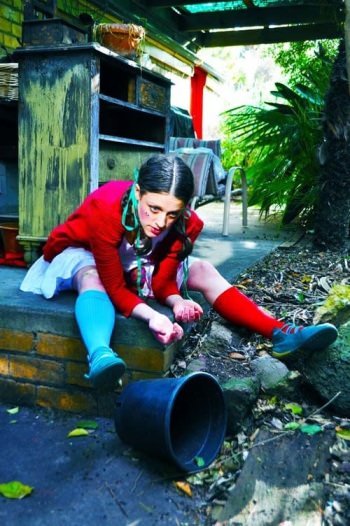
20, 233, 193, 299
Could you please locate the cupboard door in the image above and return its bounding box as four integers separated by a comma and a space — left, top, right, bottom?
18, 52, 97, 240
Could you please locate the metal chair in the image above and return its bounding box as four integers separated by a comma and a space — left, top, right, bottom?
169, 137, 248, 235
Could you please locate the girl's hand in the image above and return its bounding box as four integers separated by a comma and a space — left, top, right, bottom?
172, 299, 203, 323
148, 311, 184, 344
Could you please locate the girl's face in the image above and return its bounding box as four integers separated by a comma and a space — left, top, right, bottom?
135, 186, 185, 237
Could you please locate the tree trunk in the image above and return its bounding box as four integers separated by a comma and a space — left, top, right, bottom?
314, 40, 350, 250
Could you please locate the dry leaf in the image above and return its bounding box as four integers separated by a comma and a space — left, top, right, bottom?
175, 480, 192, 497
229, 352, 245, 360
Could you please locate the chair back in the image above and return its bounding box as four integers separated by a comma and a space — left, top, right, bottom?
169, 137, 225, 199
169, 137, 222, 158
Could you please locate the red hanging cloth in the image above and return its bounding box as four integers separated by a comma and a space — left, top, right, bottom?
190, 66, 207, 139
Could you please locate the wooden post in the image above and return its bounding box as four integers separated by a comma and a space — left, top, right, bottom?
344, 0, 350, 94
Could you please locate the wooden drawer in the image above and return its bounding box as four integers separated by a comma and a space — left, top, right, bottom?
139, 79, 169, 113
99, 143, 163, 183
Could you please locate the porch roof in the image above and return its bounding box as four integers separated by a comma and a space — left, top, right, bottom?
97, 0, 345, 53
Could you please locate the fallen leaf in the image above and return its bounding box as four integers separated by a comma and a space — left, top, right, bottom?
175, 481, 192, 497
6, 407, 19, 415
67, 428, 89, 437
295, 292, 305, 302
229, 352, 245, 360
194, 456, 205, 468
0, 480, 33, 499
300, 424, 322, 435
268, 395, 279, 405
138, 501, 154, 513
301, 274, 312, 284
336, 427, 350, 441
284, 422, 300, 431
270, 417, 283, 430
284, 402, 303, 415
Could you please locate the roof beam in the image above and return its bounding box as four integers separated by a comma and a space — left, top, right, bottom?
146, 0, 256, 6
180, 6, 345, 31
197, 22, 343, 47
93, 0, 201, 53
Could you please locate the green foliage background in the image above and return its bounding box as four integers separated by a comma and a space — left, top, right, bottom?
221, 40, 340, 225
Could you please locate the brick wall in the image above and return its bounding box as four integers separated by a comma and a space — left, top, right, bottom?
0, 0, 117, 58
0, 319, 178, 416
0, 0, 23, 56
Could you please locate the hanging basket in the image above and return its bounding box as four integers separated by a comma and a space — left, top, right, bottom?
95, 23, 145, 58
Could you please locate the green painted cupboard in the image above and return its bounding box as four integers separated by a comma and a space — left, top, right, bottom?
16, 42, 171, 263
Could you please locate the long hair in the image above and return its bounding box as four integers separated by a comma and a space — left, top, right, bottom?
123, 154, 195, 258
138, 154, 194, 204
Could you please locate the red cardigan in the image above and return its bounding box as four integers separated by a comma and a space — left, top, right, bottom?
43, 181, 204, 317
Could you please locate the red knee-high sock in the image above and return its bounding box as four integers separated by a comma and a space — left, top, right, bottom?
213, 286, 284, 339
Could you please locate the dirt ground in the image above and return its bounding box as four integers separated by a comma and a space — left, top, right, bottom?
172, 234, 350, 525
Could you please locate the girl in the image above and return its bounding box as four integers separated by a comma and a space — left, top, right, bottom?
20, 155, 338, 390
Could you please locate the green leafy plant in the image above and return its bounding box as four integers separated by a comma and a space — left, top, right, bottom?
221, 42, 338, 225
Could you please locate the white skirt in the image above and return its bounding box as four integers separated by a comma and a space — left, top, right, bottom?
20, 247, 195, 300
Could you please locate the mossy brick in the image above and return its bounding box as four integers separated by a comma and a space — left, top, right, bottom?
0, 377, 36, 406
13, 0, 24, 10
115, 341, 178, 372
95, 391, 120, 418
0, 5, 21, 23
65, 361, 90, 388
9, 356, 64, 385
37, 385, 97, 414
36, 333, 86, 361
3, 33, 18, 50
0, 17, 12, 33
11, 22, 22, 38
0, 0, 18, 8
0, 328, 33, 352
125, 369, 164, 382
0, 354, 9, 375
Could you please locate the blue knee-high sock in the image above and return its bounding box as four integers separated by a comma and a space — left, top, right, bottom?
75, 290, 115, 356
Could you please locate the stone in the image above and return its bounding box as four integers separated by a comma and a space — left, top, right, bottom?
300, 320, 350, 416
221, 375, 260, 435
201, 321, 235, 354
313, 284, 350, 326
218, 428, 335, 525
250, 355, 290, 391
265, 369, 304, 401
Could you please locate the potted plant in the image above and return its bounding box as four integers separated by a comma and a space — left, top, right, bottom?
94, 23, 145, 59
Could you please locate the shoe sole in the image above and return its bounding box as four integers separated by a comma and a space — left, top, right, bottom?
272, 326, 338, 359
91, 361, 126, 390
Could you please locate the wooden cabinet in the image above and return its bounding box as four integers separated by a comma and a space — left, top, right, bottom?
15, 43, 171, 263
0, 100, 18, 220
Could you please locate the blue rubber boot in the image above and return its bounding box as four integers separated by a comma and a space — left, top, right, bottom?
85, 346, 126, 389
75, 290, 126, 389
272, 323, 338, 359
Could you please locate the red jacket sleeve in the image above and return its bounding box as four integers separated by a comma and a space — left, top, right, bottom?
85, 198, 146, 317
43, 181, 145, 317
151, 210, 204, 303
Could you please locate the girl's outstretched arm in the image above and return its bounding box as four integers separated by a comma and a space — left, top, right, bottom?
131, 303, 184, 344
165, 294, 203, 323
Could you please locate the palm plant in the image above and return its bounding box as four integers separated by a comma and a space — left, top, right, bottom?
222, 68, 331, 225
